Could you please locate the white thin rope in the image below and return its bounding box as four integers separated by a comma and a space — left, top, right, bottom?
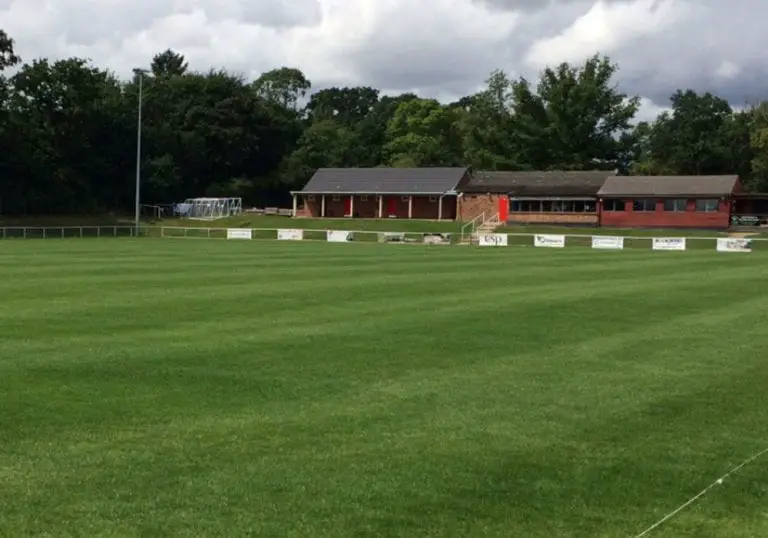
633, 446, 768, 537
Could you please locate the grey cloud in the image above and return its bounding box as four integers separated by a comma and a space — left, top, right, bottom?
3, 0, 768, 121
204, 0, 322, 28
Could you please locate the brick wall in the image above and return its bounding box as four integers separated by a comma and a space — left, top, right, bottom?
508, 213, 598, 225
458, 194, 503, 221
599, 199, 732, 229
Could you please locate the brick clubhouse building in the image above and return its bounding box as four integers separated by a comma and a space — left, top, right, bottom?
292, 167, 759, 230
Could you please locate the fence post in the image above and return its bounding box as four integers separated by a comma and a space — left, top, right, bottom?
43, 228, 46, 239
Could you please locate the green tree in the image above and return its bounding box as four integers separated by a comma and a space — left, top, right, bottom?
252, 67, 311, 111
640, 90, 746, 176
280, 120, 357, 186
510, 54, 638, 170
458, 70, 522, 170
6, 57, 127, 214
0, 29, 20, 71
384, 98, 463, 166
306, 86, 380, 124
748, 102, 768, 190
151, 49, 188, 77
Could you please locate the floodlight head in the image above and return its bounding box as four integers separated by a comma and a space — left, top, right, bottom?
133, 68, 149, 76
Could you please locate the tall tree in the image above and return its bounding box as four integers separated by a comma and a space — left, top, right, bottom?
306, 86, 379, 124
459, 70, 522, 170
510, 54, 638, 170
748, 102, 768, 190
640, 90, 743, 176
151, 49, 188, 77
252, 67, 311, 111
384, 98, 464, 166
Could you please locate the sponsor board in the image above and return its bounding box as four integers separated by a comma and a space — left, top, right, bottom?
534, 234, 565, 248
277, 229, 303, 241
423, 233, 451, 245
652, 237, 686, 251
717, 238, 752, 252
327, 230, 353, 242
591, 236, 624, 249
226, 228, 252, 239
476, 233, 508, 246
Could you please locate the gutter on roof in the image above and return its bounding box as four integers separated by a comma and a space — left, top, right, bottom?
598, 193, 732, 197
296, 191, 456, 195
511, 196, 597, 201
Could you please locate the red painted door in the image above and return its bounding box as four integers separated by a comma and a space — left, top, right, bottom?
499, 197, 509, 221
344, 197, 352, 216
387, 197, 397, 216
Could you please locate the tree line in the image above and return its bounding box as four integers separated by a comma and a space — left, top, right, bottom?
1, 28, 768, 216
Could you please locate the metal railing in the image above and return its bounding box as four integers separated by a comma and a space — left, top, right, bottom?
460, 212, 487, 243
0, 225, 765, 251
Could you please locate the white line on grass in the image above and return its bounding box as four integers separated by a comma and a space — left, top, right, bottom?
633, 446, 768, 537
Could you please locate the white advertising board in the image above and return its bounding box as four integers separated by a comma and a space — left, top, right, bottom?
591, 236, 624, 250
477, 233, 508, 246
716, 238, 752, 252
226, 228, 252, 239
534, 234, 565, 248
277, 229, 303, 241
652, 237, 686, 251
327, 230, 352, 242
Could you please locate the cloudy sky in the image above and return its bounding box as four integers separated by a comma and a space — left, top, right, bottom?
2, 0, 766, 120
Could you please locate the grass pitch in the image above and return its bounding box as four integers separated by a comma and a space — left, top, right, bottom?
1, 239, 767, 537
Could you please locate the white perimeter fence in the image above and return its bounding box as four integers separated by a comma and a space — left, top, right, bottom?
0, 226, 764, 252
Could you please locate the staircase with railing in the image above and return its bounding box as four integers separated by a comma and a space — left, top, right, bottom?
459, 212, 501, 244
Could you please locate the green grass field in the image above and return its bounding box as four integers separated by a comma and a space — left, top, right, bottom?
1, 239, 767, 537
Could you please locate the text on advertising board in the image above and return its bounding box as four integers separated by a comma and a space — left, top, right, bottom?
277, 229, 303, 240
716, 238, 752, 252
534, 234, 565, 248
652, 237, 686, 251
226, 228, 252, 239
591, 236, 624, 249
477, 233, 508, 246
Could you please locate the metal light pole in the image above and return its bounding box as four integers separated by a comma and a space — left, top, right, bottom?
133, 68, 149, 236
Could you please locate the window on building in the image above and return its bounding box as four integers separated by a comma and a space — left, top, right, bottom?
663, 198, 687, 211
603, 199, 625, 211
695, 199, 719, 212
632, 199, 656, 211
584, 201, 596, 212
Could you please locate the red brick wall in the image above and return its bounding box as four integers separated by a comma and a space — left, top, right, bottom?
508, 213, 598, 225
599, 198, 731, 228
458, 194, 503, 221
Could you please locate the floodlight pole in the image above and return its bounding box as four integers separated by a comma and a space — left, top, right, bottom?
133, 68, 148, 236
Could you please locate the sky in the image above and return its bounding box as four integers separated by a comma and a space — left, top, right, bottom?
2, 0, 766, 122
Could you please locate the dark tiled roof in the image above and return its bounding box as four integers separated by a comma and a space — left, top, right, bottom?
598, 175, 739, 197
459, 170, 616, 196
299, 167, 469, 194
